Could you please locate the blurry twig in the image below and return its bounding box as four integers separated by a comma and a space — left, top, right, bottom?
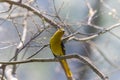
3, 0, 62, 29
0, 64, 18, 80
88, 41, 120, 68
109, 31, 120, 40
52, 0, 65, 24
5, 66, 18, 80
85, 0, 103, 30
9, 29, 46, 61
11, 12, 28, 75
1, 65, 6, 80
17, 13, 28, 49
0, 3, 12, 14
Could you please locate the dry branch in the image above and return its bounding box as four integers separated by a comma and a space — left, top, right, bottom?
0, 54, 108, 80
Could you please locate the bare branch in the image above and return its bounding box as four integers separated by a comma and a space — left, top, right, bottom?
3, 0, 62, 28
17, 13, 28, 49
68, 23, 120, 41
5, 66, 18, 80
0, 54, 108, 80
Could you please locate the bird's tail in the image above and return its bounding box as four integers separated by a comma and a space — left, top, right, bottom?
60, 60, 73, 80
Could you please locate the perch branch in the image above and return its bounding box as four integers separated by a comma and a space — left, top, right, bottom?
0, 54, 108, 80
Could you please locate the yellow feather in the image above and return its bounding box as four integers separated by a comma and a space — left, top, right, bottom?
50, 28, 73, 80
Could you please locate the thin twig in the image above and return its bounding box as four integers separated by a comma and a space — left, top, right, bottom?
3, 0, 62, 28
12, 13, 28, 75
68, 23, 120, 41
1, 65, 6, 80
27, 44, 49, 59
9, 30, 44, 61
88, 41, 120, 68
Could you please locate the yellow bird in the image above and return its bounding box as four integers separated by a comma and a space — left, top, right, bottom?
50, 28, 73, 80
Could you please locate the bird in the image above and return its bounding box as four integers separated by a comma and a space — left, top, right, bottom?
50, 28, 73, 80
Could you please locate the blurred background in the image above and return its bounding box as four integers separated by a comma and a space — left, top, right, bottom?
0, 0, 120, 80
